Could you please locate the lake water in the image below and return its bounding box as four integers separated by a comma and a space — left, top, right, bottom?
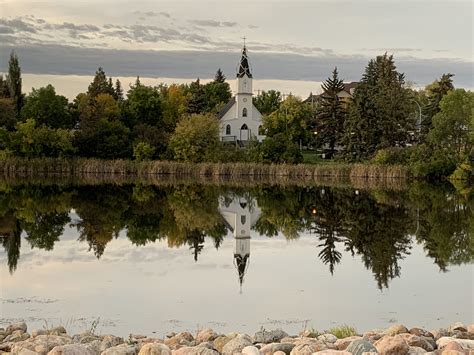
1, 181, 472, 337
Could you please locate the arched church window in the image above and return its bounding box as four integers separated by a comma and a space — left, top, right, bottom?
241, 124, 248, 130
241, 215, 246, 225
226, 124, 231, 135
242, 108, 247, 117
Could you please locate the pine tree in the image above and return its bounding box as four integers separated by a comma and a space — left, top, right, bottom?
114, 79, 124, 102
187, 78, 207, 114
421, 73, 454, 139
87, 67, 115, 98
214, 68, 226, 83
6, 51, 24, 115
0, 75, 10, 98
316, 67, 346, 157
343, 54, 412, 160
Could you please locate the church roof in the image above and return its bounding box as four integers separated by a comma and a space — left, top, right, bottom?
217, 97, 235, 119
237, 46, 253, 78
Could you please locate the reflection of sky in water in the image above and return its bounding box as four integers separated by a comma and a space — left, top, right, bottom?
1, 222, 472, 337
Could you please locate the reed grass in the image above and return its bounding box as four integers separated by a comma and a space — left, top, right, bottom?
0, 157, 409, 182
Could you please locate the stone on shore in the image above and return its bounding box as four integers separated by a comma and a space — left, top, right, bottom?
334, 336, 362, 350
48, 344, 96, 355
289, 341, 329, 355
316, 334, 338, 344
448, 323, 467, 333
374, 335, 409, 355
253, 330, 289, 344
221, 334, 252, 355
6, 322, 27, 335
100, 335, 125, 352
196, 329, 218, 344
436, 337, 474, 350
138, 343, 171, 355
345, 339, 377, 355
165, 333, 195, 349
384, 325, 409, 336
260, 342, 295, 355
399, 334, 435, 352
172, 346, 219, 355
409, 328, 434, 338
406, 346, 426, 354
101, 344, 139, 355
4, 330, 30, 342
11, 335, 73, 355
213, 335, 235, 353
312, 351, 351, 354
241, 345, 261, 355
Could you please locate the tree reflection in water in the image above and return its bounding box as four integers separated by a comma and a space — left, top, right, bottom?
0, 181, 472, 289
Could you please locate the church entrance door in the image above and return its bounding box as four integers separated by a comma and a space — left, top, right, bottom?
240, 124, 250, 141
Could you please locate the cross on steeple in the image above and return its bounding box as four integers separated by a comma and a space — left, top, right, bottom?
242, 36, 246, 48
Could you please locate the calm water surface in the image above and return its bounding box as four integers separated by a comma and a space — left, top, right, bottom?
1, 182, 472, 336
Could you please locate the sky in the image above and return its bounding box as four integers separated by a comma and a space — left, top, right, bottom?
0, 0, 473, 97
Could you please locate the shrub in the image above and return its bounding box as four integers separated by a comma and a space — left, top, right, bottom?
372, 147, 411, 165
408, 144, 457, 178
133, 142, 155, 161
327, 325, 358, 339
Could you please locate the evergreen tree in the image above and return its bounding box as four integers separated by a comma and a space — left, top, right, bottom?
186, 78, 207, 114
421, 73, 454, 139
214, 68, 226, 83
343, 54, 412, 160
0, 75, 10, 98
6, 51, 24, 115
114, 79, 124, 102
87, 67, 115, 98
316, 67, 346, 157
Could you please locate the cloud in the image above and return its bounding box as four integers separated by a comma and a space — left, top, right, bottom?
1, 43, 472, 88
133, 11, 171, 18
0, 25, 14, 34
191, 19, 238, 28
0, 17, 37, 33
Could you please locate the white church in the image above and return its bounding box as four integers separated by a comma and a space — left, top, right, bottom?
218, 45, 265, 144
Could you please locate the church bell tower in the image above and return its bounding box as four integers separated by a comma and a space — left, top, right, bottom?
236, 44, 253, 123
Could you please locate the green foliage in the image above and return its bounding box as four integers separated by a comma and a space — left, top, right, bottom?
204, 70, 232, 113
10, 119, 75, 158
316, 67, 346, 157
186, 79, 207, 114
133, 142, 155, 161
0, 98, 17, 130
21, 84, 73, 129
343, 54, 412, 160
450, 158, 473, 182
253, 90, 282, 115
6, 51, 24, 115
122, 84, 162, 128
427, 89, 473, 160
169, 114, 219, 162
327, 325, 358, 339
408, 144, 457, 178
372, 147, 411, 165
87, 67, 115, 98
259, 133, 303, 164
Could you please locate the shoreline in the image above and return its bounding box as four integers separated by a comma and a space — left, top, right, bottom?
1, 322, 473, 354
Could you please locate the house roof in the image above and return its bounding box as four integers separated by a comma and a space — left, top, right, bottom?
237, 46, 253, 78
303, 82, 359, 103
218, 97, 235, 119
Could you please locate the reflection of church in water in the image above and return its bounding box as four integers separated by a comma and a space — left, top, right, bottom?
218, 196, 261, 291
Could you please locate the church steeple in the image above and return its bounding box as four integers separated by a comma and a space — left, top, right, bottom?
237, 45, 252, 78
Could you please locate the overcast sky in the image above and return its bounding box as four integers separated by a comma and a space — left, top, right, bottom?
0, 0, 473, 89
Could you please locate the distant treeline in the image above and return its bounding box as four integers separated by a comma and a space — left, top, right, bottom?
0, 51, 472, 180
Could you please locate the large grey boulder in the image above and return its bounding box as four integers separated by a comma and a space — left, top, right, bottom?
222, 334, 252, 355
253, 330, 289, 344
346, 339, 377, 355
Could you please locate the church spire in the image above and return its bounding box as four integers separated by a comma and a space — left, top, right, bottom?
237, 44, 252, 78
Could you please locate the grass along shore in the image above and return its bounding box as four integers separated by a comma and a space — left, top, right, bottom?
0, 157, 408, 181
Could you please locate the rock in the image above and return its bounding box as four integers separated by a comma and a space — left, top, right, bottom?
195, 330, 218, 344
11, 335, 73, 355
48, 344, 96, 355
32, 330, 50, 338
448, 323, 467, 333
19, 349, 41, 355
441, 351, 468, 355
362, 331, 384, 343
172, 346, 219, 355
6, 322, 27, 335
137, 343, 171, 355
165, 333, 194, 349
385, 325, 409, 336
437, 337, 474, 349
374, 335, 409, 355
346, 339, 378, 355
213, 336, 235, 353
253, 330, 289, 344
222, 334, 252, 355
100, 336, 125, 352
260, 342, 295, 355
467, 325, 474, 334
312, 351, 351, 355
334, 336, 363, 350
316, 334, 338, 344
407, 346, 427, 354
274, 352, 286, 355
242, 345, 261, 355
280, 338, 297, 344
4, 330, 30, 342
400, 335, 435, 352
409, 329, 434, 338
77, 335, 102, 344
431, 329, 449, 341
50, 327, 68, 336
289, 342, 328, 355
442, 341, 465, 352
101, 344, 139, 355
